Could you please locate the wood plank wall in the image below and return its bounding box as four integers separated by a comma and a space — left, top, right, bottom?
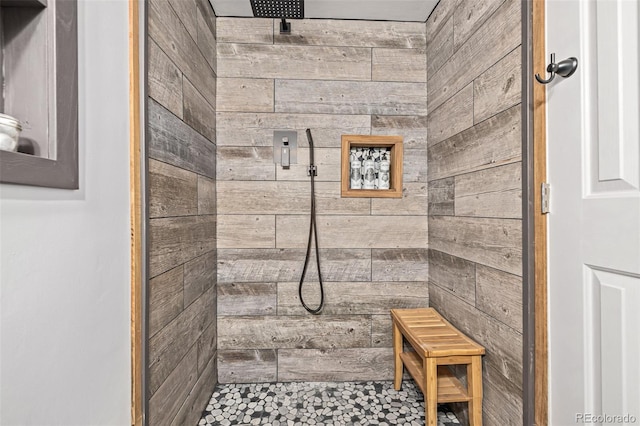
147, 0, 217, 424
426, 0, 524, 424
216, 18, 429, 383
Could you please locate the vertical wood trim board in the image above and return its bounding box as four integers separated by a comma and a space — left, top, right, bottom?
129, 0, 144, 424
533, 0, 549, 424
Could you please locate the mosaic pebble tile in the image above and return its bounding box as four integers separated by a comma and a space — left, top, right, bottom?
199, 381, 459, 425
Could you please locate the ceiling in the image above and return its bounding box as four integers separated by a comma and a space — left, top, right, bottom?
208, 0, 440, 23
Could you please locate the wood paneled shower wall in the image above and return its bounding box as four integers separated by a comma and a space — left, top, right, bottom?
146, 0, 218, 424
215, 17, 430, 383
426, 0, 524, 424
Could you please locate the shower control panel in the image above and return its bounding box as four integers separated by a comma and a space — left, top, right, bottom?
273, 131, 297, 169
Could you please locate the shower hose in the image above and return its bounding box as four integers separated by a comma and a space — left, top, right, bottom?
299, 128, 324, 315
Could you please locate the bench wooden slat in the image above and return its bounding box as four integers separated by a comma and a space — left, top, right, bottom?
391, 308, 484, 358
399, 351, 471, 403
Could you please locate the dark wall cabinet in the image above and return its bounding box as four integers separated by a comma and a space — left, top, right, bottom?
0, 0, 78, 189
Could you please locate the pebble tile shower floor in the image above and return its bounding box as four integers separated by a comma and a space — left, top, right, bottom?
199, 381, 460, 426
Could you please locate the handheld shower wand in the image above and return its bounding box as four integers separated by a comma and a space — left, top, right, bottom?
298, 128, 324, 315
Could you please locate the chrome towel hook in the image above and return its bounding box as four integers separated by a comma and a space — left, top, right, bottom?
535, 53, 579, 84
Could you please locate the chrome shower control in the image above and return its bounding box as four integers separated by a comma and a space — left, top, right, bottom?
273, 130, 297, 168
281, 140, 290, 168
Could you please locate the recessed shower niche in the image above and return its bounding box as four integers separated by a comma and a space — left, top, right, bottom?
341, 134, 403, 198
0, 0, 78, 188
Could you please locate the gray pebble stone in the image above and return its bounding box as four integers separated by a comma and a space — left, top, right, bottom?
199, 381, 459, 426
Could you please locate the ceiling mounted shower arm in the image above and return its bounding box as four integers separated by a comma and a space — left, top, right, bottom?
249, 0, 304, 33
280, 18, 291, 33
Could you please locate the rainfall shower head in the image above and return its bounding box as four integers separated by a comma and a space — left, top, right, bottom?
250, 0, 304, 19
250, 0, 304, 33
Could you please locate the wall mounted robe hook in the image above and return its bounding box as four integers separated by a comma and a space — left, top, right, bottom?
535, 53, 579, 84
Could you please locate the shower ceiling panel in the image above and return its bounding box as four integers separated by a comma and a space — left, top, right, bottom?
209, 0, 439, 22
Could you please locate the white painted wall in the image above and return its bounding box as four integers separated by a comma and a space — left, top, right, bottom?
0, 1, 131, 424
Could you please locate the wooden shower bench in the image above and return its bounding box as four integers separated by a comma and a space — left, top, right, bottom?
391, 308, 485, 426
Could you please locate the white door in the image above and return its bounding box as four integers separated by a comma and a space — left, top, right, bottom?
547, 0, 640, 424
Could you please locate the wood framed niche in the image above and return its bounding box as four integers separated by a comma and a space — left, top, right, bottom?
0, 0, 78, 189
341, 135, 403, 198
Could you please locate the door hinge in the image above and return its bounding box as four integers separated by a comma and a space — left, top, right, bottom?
541, 183, 550, 214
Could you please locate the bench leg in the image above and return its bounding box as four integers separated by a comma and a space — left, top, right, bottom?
467, 356, 483, 426
392, 321, 403, 390
424, 357, 437, 426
